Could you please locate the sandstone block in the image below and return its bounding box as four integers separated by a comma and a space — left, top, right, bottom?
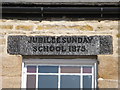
2, 76, 21, 88
36, 25, 93, 31
0, 19, 7, 22
116, 34, 120, 38
2, 67, 22, 77
0, 32, 6, 36
0, 38, 6, 45
2, 56, 22, 68
15, 25, 33, 31
0, 78, 1, 88
98, 55, 118, 79
98, 79, 118, 88
80, 25, 93, 31
8, 31, 26, 34
0, 45, 5, 55
0, 67, 2, 76
1, 55, 22, 88
0, 25, 13, 30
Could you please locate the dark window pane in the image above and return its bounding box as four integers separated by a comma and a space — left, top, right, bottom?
61, 75, 80, 88
38, 75, 58, 88
83, 75, 92, 88
38, 66, 58, 73
27, 75, 36, 88
27, 66, 36, 73
83, 66, 92, 73
61, 66, 81, 73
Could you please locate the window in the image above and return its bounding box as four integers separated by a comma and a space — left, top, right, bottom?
22, 59, 97, 89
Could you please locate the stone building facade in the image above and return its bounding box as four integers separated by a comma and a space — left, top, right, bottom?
0, 1, 120, 89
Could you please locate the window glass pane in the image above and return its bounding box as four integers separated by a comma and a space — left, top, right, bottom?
27, 75, 36, 88
83, 75, 92, 88
38, 66, 58, 73
38, 75, 58, 88
60, 75, 80, 88
27, 66, 36, 73
83, 66, 92, 73
61, 66, 81, 73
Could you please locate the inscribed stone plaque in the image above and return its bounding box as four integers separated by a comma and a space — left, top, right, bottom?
7, 35, 113, 55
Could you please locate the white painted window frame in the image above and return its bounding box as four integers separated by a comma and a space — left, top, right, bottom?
22, 58, 98, 89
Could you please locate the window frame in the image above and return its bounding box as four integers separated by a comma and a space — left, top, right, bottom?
22, 58, 98, 89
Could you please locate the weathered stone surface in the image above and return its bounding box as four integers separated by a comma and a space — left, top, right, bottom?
2, 56, 22, 68
0, 19, 7, 22
2, 67, 22, 77
15, 25, 33, 31
118, 51, 120, 88
8, 31, 27, 34
7, 36, 21, 54
98, 79, 118, 88
99, 36, 113, 54
0, 78, 1, 89
36, 25, 93, 31
2, 56, 22, 77
0, 38, 6, 45
1, 55, 22, 88
7, 35, 113, 55
116, 33, 120, 38
0, 64, 2, 76
0, 25, 13, 30
0, 19, 119, 89
2, 76, 21, 88
0, 45, 5, 55
98, 56, 118, 79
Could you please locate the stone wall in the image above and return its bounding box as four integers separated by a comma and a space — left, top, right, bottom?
0, 19, 119, 88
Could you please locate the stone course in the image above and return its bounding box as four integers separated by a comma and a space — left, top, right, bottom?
16, 25, 34, 31
0, 25, 13, 30
0, 19, 119, 88
98, 79, 118, 88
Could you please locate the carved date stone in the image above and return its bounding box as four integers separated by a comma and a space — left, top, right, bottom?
7, 35, 113, 55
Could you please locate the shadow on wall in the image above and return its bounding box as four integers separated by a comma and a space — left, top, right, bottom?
2, 15, 120, 21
